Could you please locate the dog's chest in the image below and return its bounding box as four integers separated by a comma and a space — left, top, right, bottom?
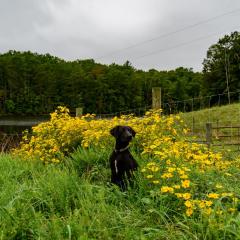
114, 159, 118, 173
111, 152, 133, 173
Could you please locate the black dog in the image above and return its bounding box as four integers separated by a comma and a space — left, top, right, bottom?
109, 125, 138, 190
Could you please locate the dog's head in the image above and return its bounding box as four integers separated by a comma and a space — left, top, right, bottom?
110, 125, 136, 143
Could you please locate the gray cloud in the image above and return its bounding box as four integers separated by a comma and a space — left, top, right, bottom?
1, 0, 240, 71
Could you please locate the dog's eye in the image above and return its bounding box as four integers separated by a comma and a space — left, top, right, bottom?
127, 127, 136, 137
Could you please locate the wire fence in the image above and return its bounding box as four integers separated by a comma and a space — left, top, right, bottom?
96, 90, 240, 150
96, 105, 152, 119
95, 90, 240, 118
187, 122, 240, 151
162, 90, 240, 115
1, 90, 240, 151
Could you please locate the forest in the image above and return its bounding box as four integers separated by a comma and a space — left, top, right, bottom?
0, 31, 239, 115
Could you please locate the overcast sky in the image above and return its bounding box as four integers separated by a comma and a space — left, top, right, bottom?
1, 0, 240, 72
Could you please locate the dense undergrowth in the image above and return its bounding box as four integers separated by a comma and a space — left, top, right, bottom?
1, 149, 240, 239
1, 107, 240, 239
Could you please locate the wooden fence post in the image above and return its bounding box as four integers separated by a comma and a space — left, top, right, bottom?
76, 107, 83, 117
152, 87, 161, 109
206, 123, 212, 148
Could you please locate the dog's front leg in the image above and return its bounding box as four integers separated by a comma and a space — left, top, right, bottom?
126, 170, 135, 188
111, 172, 126, 191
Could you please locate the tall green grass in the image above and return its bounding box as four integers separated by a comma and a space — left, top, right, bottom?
1, 149, 240, 239
0, 150, 168, 239
180, 103, 240, 127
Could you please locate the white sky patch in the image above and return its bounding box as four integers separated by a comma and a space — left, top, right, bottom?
1, 0, 240, 71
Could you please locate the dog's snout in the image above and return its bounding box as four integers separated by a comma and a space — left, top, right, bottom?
127, 135, 132, 140
126, 130, 132, 139
120, 129, 133, 142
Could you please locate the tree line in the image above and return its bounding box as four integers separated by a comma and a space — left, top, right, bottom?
0, 31, 239, 115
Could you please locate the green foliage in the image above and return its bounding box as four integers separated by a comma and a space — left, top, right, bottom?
4, 99, 15, 113
0, 51, 203, 115
203, 31, 240, 99
1, 150, 240, 239
0, 153, 166, 239
1, 31, 240, 116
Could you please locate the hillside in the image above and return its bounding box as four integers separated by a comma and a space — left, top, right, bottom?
179, 103, 240, 151
179, 103, 240, 128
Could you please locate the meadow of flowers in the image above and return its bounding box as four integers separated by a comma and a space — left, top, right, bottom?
14, 106, 240, 220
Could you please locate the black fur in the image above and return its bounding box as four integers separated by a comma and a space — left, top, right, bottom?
109, 125, 138, 190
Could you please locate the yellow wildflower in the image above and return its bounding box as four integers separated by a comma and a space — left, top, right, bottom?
221, 192, 233, 197
150, 166, 160, 172
180, 174, 189, 179
161, 186, 174, 193
186, 208, 193, 216
184, 200, 193, 208
181, 180, 190, 188
207, 193, 219, 199
146, 175, 154, 179
161, 173, 173, 179
182, 193, 191, 200
175, 193, 183, 198
205, 200, 213, 207
228, 208, 236, 213
204, 208, 212, 215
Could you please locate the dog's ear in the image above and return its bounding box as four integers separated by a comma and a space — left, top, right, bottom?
110, 126, 121, 138
128, 126, 136, 137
